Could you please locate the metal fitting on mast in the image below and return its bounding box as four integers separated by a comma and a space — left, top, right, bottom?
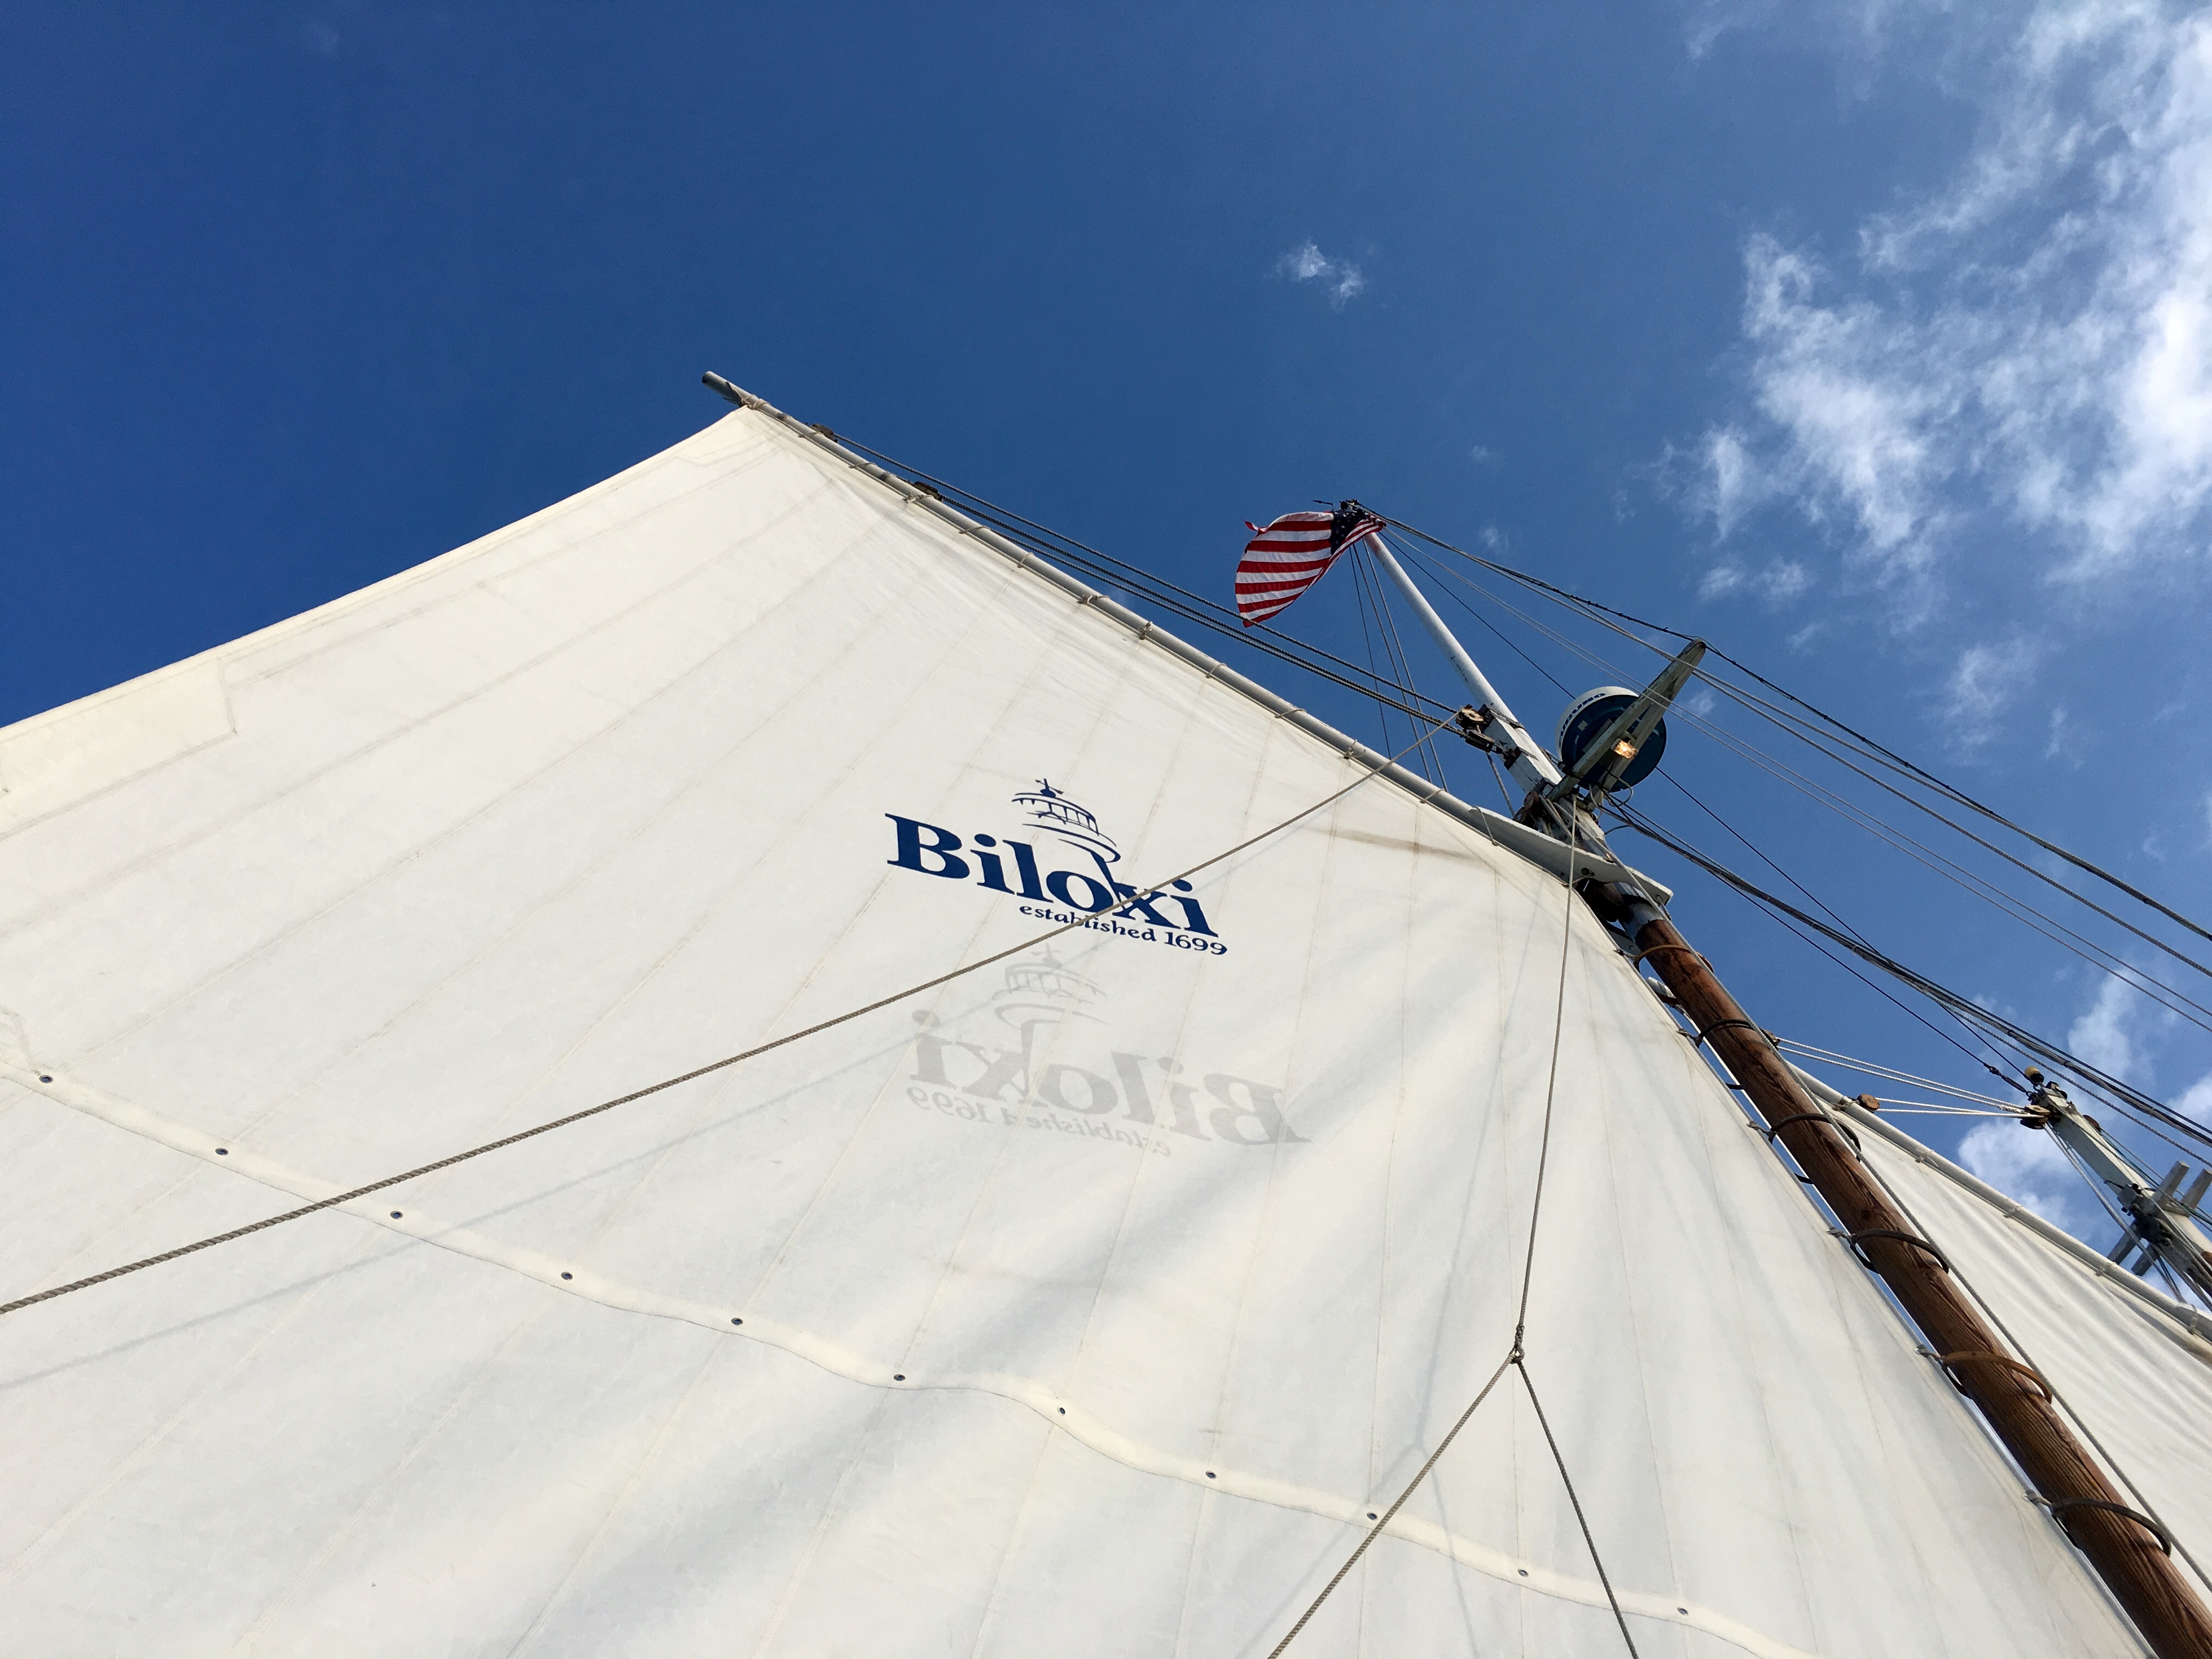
2022, 1069, 2212, 1302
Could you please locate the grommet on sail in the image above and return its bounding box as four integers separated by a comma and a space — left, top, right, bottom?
0, 376, 2207, 1658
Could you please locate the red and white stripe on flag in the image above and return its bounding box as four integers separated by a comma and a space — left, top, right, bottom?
1234, 509, 1383, 627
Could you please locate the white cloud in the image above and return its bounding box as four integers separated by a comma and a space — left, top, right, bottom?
1686, 2, 2212, 597
2042, 702, 2087, 762
2067, 970, 2149, 1078
1276, 241, 1367, 308
1958, 1118, 2096, 1232
1938, 640, 2030, 747
2177, 1068, 2212, 1119
1469, 443, 1498, 465
1699, 555, 1812, 603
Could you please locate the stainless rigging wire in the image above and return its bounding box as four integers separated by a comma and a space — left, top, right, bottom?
1398, 545, 2212, 1035
1363, 546, 1454, 791
1381, 513, 2212, 952
1610, 805, 2212, 1161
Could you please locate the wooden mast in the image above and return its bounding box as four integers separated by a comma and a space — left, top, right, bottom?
1351, 516, 2207, 1650
1582, 878, 2212, 1659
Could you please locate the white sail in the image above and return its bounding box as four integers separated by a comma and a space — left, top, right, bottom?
1801, 1081, 2212, 1599
0, 404, 2148, 1655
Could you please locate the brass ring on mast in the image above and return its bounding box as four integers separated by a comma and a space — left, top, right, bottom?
1936, 1351, 2052, 1402
2047, 1498, 2174, 1556
1760, 1110, 1863, 1158
1844, 1228, 1952, 1274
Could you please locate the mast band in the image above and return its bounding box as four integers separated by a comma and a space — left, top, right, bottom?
1690, 1016, 1765, 1049
1936, 1351, 2052, 1402
2047, 1498, 2174, 1556
1844, 1228, 1953, 1274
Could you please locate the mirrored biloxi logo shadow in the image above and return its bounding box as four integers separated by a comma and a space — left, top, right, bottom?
906, 943, 1305, 1152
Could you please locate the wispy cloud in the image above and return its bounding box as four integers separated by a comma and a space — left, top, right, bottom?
1698, 556, 1812, 604
2042, 703, 2087, 764
1957, 1118, 2095, 1233
1937, 639, 2030, 748
2068, 973, 2146, 1077
1276, 240, 1367, 309
1681, 2, 2212, 603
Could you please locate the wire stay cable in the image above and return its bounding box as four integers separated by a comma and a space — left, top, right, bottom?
1611, 809, 2212, 1159
1404, 548, 2212, 1025
0, 730, 1448, 1321
1383, 512, 2212, 951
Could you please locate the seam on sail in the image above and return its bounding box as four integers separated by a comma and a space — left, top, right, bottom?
7, 1060, 1820, 1659
39, 483, 887, 1075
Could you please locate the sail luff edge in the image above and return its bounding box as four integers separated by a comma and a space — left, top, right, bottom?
702, 375, 1671, 901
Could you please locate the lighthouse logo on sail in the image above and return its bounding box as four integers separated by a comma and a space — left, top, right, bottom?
884, 778, 1227, 955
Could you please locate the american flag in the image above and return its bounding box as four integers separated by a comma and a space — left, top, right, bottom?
1234, 501, 1386, 627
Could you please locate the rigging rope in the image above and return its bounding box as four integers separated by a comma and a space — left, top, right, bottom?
1381, 513, 2212, 952
1611, 809, 2212, 1159
0, 730, 1447, 1321
1654, 777, 2038, 1086
825, 435, 2212, 1059
1255, 1353, 1516, 1659
1262, 837, 1641, 1656
1773, 1040, 2021, 1109
1519, 1359, 1642, 1658
1404, 545, 2212, 1029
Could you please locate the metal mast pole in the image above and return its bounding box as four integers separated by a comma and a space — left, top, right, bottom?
1344, 530, 2212, 1656
1359, 533, 1564, 798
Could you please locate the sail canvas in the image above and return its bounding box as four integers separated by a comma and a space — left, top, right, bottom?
0, 409, 2155, 1655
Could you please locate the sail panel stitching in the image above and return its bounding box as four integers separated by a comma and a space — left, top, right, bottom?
6, 1073, 1824, 1658
1260, 838, 1641, 1658
1519, 1358, 1643, 1657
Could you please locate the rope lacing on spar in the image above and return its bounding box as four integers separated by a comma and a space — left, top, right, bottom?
1261, 838, 1643, 1659
0, 728, 1450, 1320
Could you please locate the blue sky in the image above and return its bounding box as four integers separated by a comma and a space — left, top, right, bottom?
7, 2, 2211, 1241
